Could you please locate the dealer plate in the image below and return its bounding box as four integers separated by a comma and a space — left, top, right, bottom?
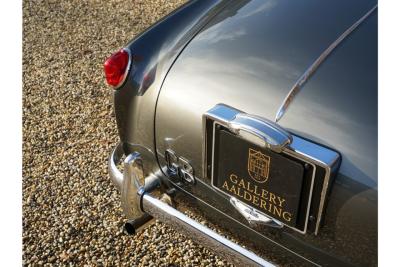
212, 129, 304, 227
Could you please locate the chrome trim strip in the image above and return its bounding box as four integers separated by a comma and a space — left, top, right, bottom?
274, 5, 378, 122
142, 193, 275, 267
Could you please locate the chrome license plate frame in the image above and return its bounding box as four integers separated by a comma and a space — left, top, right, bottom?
203, 104, 341, 234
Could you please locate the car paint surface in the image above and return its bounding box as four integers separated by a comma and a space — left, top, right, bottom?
113, 0, 229, 175
154, 0, 377, 266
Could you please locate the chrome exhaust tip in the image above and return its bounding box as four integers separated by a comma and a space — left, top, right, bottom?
123, 213, 153, 235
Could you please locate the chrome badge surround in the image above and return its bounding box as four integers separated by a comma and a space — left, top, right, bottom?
274, 5, 377, 122
203, 104, 340, 235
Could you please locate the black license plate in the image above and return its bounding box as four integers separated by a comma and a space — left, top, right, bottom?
212, 129, 305, 227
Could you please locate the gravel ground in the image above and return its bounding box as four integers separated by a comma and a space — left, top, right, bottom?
22, 0, 233, 266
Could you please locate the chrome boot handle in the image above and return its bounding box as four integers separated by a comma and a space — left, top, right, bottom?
228, 113, 292, 153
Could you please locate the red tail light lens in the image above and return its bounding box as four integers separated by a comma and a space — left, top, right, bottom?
104, 49, 130, 88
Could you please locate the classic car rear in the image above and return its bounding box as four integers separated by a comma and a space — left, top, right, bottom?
106, 0, 377, 266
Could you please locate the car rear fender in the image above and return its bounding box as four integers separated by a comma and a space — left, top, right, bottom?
113, 0, 228, 175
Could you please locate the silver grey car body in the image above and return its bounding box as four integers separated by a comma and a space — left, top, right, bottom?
108, 0, 377, 266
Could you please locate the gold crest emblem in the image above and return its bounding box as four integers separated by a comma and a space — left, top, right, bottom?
248, 148, 270, 183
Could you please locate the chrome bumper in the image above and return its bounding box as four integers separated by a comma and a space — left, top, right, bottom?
108, 143, 275, 267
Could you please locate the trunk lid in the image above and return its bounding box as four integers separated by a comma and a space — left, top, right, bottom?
155, 0, 377, 265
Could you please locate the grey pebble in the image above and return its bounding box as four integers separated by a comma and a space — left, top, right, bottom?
22, 0, 234, 266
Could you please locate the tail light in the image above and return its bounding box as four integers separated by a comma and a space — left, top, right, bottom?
104, 48, 131, 88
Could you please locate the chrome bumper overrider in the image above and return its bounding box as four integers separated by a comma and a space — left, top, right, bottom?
108, 143, 275, 267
